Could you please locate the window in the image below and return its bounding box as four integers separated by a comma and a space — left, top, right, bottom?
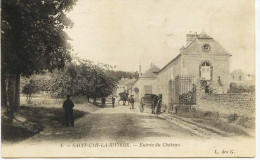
239, 76, 241, 81
200, 62, 212, 80
202, 43, 211, 53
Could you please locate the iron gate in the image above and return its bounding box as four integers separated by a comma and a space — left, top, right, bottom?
169, 75, 196, 111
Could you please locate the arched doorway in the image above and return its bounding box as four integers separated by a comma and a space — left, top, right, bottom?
199, 61, 213, 94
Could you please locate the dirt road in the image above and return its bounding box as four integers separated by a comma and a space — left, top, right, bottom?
24, 103, 198, 143
4, 103, 255, 158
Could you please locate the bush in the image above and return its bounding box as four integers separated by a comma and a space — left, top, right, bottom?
203, 111, 213, 117
227, 113, 239, 122
22, 79, 38, 99
229, 82, 255, 93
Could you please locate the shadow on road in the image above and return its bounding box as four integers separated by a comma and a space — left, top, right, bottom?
26, 112, 176, 143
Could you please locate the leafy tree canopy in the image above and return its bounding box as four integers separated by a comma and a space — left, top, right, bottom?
109, 70, 139, 81
1, 0, 77, 76
49, 58, 118, 99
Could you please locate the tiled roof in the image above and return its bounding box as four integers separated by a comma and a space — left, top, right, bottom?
181, 34, 230, 55
156, 54, 182, 74
118, 78, 136, 85
141, 64, 160, 78
197, 33, 213, 39
231, 69, 244, 75
157, 32, 231, 74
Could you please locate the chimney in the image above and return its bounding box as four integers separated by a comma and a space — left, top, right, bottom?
139, 64, 142, 77
201, 29, 205, 35
186, 31, 197, 46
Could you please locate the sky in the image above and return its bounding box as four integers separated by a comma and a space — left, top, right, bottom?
65, 0, 255, 74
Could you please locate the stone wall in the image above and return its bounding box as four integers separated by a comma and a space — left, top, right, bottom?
196, 93, 255, 118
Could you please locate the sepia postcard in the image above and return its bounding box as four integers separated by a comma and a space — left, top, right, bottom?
1, 0, 256, 158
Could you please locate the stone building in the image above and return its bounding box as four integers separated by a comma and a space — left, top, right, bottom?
230, 69, 255, 86
155, 31, 231, 106
230, 69, 244, 82
130, 63, 160, 101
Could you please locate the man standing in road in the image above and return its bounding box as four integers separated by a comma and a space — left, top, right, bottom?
129, 95, 135, 110
63, 95, 74, 127
112, 96, 115, 108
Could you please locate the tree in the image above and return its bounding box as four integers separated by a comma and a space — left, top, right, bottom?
49, 63, 80, 98
22, 80, 38, 103
134, 87, 139, 94
1, 0, 77, 115
90, 64, 117, 103
49, 58, 118, 104
109, 70, 139, 81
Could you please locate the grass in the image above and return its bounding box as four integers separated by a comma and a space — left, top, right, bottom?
1, 105, 85, 143
176, 108, 254, 136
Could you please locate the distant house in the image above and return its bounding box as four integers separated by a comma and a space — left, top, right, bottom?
116, 78, 136, 97
230, 69, 244, 81
130, 63, 160, 101
230, 69, 255, 86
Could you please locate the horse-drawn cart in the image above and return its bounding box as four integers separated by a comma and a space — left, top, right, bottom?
140, 94, 162, 114
118, 92, 129, 105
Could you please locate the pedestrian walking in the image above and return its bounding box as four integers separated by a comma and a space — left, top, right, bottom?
102, 97, 106, 107
112, 96, 115, 108
205, 84, 209, 94
129, 95, 135, 109
116, 96, 120, 106
63, 95, 74, 127
152, 95, 158, 114
139, 97, 144, 113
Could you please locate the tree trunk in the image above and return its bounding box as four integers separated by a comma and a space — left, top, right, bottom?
93, 97, 96, 104
7, 74, 16, 117
1, 73, 8, 108
6, 73, 20, 115
29, 95, 32, 103
14, 74, 20, 110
